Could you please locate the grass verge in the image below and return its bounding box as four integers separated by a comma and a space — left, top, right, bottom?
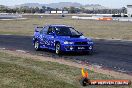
0, 16, 132, 40
0, 51, 131, 88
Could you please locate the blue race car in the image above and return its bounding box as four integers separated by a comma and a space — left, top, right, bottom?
33, 25, 94, 55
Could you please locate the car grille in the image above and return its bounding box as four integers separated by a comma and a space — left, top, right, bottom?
74, 42, 88, 45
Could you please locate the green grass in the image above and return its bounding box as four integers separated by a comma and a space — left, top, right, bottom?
0, 51, 131, 88
0, 15, 132, 40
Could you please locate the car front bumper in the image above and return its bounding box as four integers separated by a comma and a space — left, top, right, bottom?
61, 44, 93, 52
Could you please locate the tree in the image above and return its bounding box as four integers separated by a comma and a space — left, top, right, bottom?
42, 6, 46, 10
56, 8, 60, 11
30, 7, 35, 13
80, 7, 85, 13
46, 7, 53, 11
0, 5, 8, 13
19, 6, 28, 13
69, 6, 76, 13
15, 8, 20, 13
122, 7, 127, 14
34, 7, 39, 13
63, 7, 69, 11
42, 6, 46, 12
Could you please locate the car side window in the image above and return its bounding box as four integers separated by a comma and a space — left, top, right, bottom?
40, 29, 43, 34
47, 27, 54, 35
40, 26, 48, 34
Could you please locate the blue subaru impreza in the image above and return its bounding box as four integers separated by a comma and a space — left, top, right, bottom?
33, 25, 94, 55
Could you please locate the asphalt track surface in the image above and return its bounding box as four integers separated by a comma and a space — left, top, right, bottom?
0, 35, 132, 75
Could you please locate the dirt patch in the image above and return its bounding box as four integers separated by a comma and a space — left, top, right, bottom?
0, 49, 132, 81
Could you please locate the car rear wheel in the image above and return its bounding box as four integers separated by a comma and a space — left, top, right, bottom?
34, 41, 40, 51
55, 43, 61, 55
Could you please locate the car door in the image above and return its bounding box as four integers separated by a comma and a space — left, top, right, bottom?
46, 26, 55, 49
39, 26, 48, 48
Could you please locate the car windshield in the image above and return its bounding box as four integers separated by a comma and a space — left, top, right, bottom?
54, 27, 81, 36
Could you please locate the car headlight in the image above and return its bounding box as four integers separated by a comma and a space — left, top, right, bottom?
87, 41, 93, 44
64, 41, 74, 44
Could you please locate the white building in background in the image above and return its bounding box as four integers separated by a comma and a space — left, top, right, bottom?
127, 5, 132, 17
63, 11, 68, 14
51, 11, 57, 14
0, 13, 22, 19
45, 11, 50, 14
57, 11, 63, 14
50, 11, 68, 14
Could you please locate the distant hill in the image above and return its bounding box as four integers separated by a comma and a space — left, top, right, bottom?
14, 3, 44, 8
84, 4, 109, 10
11, 2, 108, 10
46, 2, 82, 8
13, 2, 82, 9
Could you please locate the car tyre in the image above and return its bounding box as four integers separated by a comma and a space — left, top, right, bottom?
34, 41, 40, 51
55, 43, 61, 55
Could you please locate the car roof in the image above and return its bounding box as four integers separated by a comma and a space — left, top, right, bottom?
49, 24, 71, 27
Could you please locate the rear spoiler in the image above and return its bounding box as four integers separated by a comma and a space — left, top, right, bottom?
34, 26, 44, 32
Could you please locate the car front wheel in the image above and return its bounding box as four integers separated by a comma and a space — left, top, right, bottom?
34, 41, 40, 51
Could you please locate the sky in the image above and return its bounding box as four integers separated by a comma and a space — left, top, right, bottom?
0, 0, 132, 8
